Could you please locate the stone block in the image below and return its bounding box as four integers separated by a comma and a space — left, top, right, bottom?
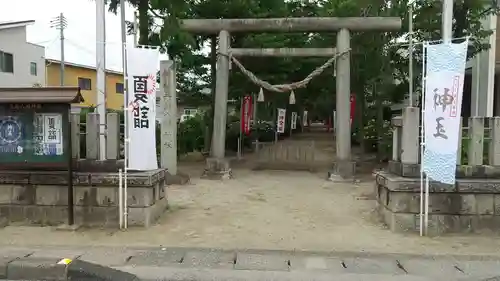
7, 257, 67, 281
158, 182, 166, 200
30, 172, 67, 185
376, 172, 455, 192
234, 253, 289, 271
11, 184, 36, 205
494, 195, 500, 215
0, 206, 8, 219
0, 185, 13, 204
289, 256, 343, 271
422, 214, 454, 236
96, 187, 117, 207
377, 185, 388, 206
342, 257, 401, 274
67, 259, 140, 281
476, 194, 494, 215
79, 249, 141, 267
127, 197, 167, 227
36, 185, 67, 206
458, 215, 500, 232
127, 187, 154, 207
202, 157, 232, 180
30, 249, 85, 259
0, 256, 18, 278
387, 191, 420, 213
379, 206, 416, 232
24, 205, 43, 224
74, 206, 118, 227
9, 205, 24, 222
460, 194, 476, 214
127, 249, 185, 266
388, 161, 420, 178
90, 173, 121, 186
74, 206, 104, 226
0, 172, 30, 185
43, 206, 68, 226
74, 187, 98, 206
428, 193, 460, 214
457, 179, 500, 193
181, 250, 235, 268
330, 160, 356, 179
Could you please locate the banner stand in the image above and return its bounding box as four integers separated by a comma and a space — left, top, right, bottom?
419, 39, 468, 236
419, 42, 427, 237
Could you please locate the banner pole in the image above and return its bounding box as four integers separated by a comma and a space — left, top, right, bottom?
419, 42, 427, 236
424, 176, 430, 236
238, 98, 243, 159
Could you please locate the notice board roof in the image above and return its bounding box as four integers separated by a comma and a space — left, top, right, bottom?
0, 87, 84, 104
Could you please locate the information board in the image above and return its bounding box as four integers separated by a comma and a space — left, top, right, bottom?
0, 103, 68, 167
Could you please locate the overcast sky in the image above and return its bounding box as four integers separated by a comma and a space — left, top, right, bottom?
0, 0, 168, 72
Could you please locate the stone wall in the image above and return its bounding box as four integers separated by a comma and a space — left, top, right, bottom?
0, 169, 168, 227
375, 161, 500, 235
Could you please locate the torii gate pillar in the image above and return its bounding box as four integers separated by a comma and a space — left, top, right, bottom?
329, 28, 355, 180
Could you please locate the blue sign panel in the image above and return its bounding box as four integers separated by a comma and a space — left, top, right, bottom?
0, 116, 23, 154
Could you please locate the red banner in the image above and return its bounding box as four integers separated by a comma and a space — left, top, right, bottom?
350, 93, 356, 126
241, 95, 253, 135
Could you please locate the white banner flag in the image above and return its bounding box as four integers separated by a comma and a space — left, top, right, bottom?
277, 108, 286, 133
291, 112, 297, 129
303, 111, 308, 126
126, 47, 160, 170
422, 41, 468, 184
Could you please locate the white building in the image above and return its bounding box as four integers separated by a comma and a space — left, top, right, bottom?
466, 12, 498, 117
0, 20, 45, 87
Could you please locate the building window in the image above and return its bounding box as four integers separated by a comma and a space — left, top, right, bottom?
0, 51, 13, 73
78, 77, 91, 90
115, 83, 124, 94
30, 62, 37, 76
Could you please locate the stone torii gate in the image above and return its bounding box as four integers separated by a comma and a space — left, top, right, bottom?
180, 17, 402, 179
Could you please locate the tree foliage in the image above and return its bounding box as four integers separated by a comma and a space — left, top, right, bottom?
109, 0, 499, 155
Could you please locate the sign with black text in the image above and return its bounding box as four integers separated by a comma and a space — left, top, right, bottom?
126, 47, 160, 170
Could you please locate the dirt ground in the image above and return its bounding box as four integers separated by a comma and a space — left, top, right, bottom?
1, 167, 500, 256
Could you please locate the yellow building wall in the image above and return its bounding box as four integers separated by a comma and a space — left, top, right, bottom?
45, 62, 124, 110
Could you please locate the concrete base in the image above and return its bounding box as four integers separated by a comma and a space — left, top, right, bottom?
0, 169, 169, 228
202, 158, 232, 180
327, 160, 356, 181
375, 170, 500, 235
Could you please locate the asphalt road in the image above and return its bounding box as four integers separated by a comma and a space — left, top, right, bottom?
2, 246, 500, 281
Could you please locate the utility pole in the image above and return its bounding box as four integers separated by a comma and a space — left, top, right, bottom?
133, 11, 138, 47
442, 0, 453, 42
50, 13, 67, 86
96, 0, 107, 160
408, 2, 414, 107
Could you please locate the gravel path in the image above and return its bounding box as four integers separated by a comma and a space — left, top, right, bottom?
0, 169, 500, 256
